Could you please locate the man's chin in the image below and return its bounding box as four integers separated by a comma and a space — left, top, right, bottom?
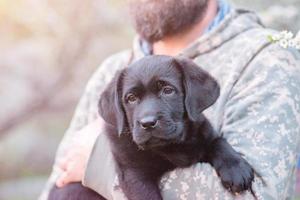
129, 0, 209, 43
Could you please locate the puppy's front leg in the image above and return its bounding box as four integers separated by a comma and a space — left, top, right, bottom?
207, 137, 255, 194
118, 169, 162, 200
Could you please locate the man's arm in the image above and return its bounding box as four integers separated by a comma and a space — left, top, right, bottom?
39, 50, 131, 200
82, 45, 300, 200
157, 45, 300, 200
82, 127, 117, 200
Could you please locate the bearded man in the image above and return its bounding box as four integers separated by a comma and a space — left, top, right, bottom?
40, 0, 300, 199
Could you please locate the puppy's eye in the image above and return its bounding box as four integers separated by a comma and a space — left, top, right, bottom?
126, 94, 138, 104
162, 86, 175, 95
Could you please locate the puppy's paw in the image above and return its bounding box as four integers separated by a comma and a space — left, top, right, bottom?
217, 157, 254, 194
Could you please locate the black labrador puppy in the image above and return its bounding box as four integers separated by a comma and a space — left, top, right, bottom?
49, 55, 256, 200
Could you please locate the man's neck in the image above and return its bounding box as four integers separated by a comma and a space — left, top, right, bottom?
153, 0, 218, 56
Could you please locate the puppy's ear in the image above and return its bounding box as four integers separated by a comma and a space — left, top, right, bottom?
98, 70, 128, 136
174, 57, 220, 122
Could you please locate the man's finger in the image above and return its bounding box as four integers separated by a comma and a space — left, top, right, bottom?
56, 170, 74, 188
56, 172, 67, 188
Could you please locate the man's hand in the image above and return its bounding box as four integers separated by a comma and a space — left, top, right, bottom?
56, 118, 104, 188
56, 144, 90, 187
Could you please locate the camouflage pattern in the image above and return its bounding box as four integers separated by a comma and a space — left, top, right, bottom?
39, 9, 300, 200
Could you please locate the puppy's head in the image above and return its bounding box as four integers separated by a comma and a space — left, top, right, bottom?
99, 55, 219, 149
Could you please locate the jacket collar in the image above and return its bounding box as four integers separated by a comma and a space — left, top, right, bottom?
132, 9, 263, 61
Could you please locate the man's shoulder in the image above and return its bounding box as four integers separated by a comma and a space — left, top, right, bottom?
93, 50, 132, 79
97, 50, 133, 73
238, 28, 300, 83
85, 49, 132, 91
227, 9, 278, 48
232, 34, 300, 93
220, 25, 298, 72
253, 42, 300, 77
234, 26, 276, 50
244, 28, 300, 71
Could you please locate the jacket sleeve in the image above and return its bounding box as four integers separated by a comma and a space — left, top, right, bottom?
155, 45, 300, 199
38, 50, 131, 200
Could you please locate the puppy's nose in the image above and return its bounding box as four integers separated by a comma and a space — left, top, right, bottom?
140, 116, 158, 130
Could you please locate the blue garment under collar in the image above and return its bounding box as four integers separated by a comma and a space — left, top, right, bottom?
205, 0, 231, 32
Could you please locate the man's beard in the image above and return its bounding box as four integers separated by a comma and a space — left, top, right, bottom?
129, 0, 209, 43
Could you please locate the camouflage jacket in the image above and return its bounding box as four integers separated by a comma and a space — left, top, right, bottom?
40, 9, 300, 200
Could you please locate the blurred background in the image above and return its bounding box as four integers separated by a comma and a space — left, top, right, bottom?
0, 0, 299, 199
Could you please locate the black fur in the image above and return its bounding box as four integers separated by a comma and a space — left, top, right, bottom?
49, 55, 255, 200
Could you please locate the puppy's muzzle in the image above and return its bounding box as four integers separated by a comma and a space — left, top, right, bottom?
139, 116, 158, 130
